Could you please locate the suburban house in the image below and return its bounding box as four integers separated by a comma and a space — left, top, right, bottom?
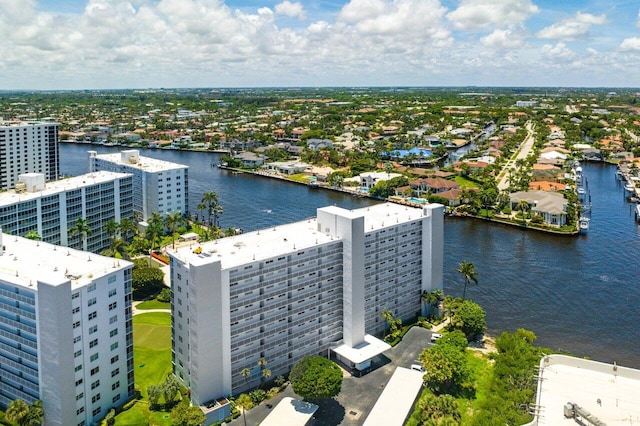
233, 151, 265, 167
359, 172, 402, 188
510, 190, 568, 227
409, 177, 460, 197
307, 138, 334, 150
528, 181, 567, 192
265, 161, 310, 175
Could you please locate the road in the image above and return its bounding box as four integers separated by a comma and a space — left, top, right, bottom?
497, 121, 536, 191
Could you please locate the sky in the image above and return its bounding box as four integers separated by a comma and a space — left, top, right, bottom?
1, 0, 640, 90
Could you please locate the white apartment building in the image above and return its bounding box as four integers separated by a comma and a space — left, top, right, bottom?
0, 233, 134, 426
0, 172, 134, 253
169, 203, 443, 419
88, 150, 189, 220
0, 121, 59, 190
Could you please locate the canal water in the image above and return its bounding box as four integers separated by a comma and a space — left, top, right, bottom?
60, 144, 640, 368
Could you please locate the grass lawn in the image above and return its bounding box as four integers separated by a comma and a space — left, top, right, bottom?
453, 176, 480, 189
114, 312, 173, 425
136, 300, 171, 311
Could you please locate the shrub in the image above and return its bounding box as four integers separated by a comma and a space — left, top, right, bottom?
157, 287, 171, 302
132, 267, 165, 296
289, 356, 342, 399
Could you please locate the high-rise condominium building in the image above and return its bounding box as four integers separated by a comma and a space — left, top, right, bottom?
0, 121, 59, 190
170, 203, 443, 419
88, 150, 189, 221
0, 233, 134, 426
0, 172, 133, 253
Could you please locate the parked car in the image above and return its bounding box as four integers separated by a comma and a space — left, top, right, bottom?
410, 364, 425, 373
430, 333, 443, 343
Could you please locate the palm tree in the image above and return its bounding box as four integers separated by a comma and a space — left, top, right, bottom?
516, 199, 530, 225
163, 211, 186, 249
199, 191, 223, 228
23, 230, 41, 241
236, 393, 253, 426
5, 399, 29, 426
119, 217, 137, 241
457, 261, 478, 300
26, 400, 44, 426
102, 237, 128, 259
145, 212, 164, 265
422, 289, 444, 317
103, 219, 120, 240
68, 218, 92, 251
479, 188, 497, 218
241, 367, 251, 388
262, 368, 272, 386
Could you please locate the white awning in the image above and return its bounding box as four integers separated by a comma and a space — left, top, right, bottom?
332, 334, 391, 365
260, 397, 318, 426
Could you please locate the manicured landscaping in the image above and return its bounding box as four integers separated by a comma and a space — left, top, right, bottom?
136, 300, 171, 311
114, 312, 173, 425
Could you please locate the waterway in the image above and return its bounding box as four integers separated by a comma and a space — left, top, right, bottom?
60, 144, 640, 368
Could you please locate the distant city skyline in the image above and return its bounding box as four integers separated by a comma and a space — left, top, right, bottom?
2, 0, 639, 90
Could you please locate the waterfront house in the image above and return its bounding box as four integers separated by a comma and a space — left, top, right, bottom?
359, 172, 402, 188
233, 152, 265, 168
528, 181, 567, 192
510, 190, 567, 227
409, 177, 460, 197
265, 161, 310, 175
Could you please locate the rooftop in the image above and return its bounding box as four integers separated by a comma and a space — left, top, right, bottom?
332, 334, 391, 365
259, 397, 318, 426
0, 121, 58, 128
0, 233, 131, 290
362, 367, 425, 426
92, 150, 188, 172
0, 172, 131, 205
170, 203, 431, 269
531, 355, 640, 426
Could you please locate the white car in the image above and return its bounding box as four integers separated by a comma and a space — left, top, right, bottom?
430, 333, 443, 343
410, 364, 425, 373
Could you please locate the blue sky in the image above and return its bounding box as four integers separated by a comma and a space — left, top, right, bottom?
2, 0, 640, 89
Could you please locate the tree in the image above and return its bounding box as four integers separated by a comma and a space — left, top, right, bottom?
5, 399, 29, 426
236, 393, 254, 426
170, 403, 206, 426
422, 289, 444, 317
68, 217, 92, 250
145, 212, 164, 264
26, 400, 44, 426
119, 217, 137, 241
148, 384, 162, 410
478, 188, 497, 217
456, 261, 478, 300
102, 237, 128, 259
450, 300, 486, 340
289, 356, 343, 399
162, 374, 181, 408
381, 307, 402, 340
132, 267, 165, 296
103, 218, 120, 240
164, 211, 186, 249
419, 337, 470, 395
23, 230, 41, 241
516, 199, 530, 225
199, 191, 223, 228
418, 394, 461, 425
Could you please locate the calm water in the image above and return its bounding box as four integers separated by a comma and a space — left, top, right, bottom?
61, 144, 640, 367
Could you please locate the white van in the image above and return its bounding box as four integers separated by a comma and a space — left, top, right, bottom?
410, 364, 425, 373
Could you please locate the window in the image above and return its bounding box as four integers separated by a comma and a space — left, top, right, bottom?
75, 365, 82, 372
110, 342, 119, 351
89, 339, 98, 348
88, 283, 96, 292
90, 353, 99, 362
92, 407, 101, 417
110, 328, 118, 338
74, 350, 82, 358
76, 393, 84, 401
109, 302, 117, 311
91, 380, 100, 389
72, 292, 79, 299
76, 407, 84, 415
89, 325, 97, 334
109, 315, 117, 324
108, 275, 116, 284
88, 311, 97, 320
111, 355, 119, 364
112, 394, 121, 404
108, 289, 117, 297
112, 381, 120, 391
73, 321, 80, 329
90, 366, 100, 376
111, 368, 120, 377
76, 378, 83, 386
74, 336, 81, 344
92, 394, 101, 404
88, 297, 96, 306
72, 307, 80, 314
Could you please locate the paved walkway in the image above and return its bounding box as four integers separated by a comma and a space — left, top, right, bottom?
497, 120, 536, 191
131, 301, 171, 316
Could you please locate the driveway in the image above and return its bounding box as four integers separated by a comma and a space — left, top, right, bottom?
228, 327, 436, 426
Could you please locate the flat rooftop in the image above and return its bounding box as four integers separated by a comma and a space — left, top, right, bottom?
0, 172, 131, 205
170, 203, 432, 269
0, 121, 58, 128
259, 397, 318, 426
362, 367, 424, 426
0, 234, 131, 290
532, 355, 640, 425
333, 334, 391, 365
94, 152, 188, 172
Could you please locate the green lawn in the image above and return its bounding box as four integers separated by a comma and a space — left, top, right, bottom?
453, 176, 480, 189
115, 312, 173, 425
136, 300, 171, 311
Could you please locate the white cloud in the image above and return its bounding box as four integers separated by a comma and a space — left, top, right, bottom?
620, 37, 640, 52
481, 28, 526, 49
536, 12, 607, 40
446, 0, 539, 31
540, 42, 577, 62
274, 1, 306, 20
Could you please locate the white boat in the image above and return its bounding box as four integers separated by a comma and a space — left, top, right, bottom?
579, 217, 590, 231
625, 184, 636, 195
636, 205, 640, 222
577, 187, 586, 195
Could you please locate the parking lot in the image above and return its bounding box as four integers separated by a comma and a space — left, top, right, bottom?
229, 326, 435, 426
